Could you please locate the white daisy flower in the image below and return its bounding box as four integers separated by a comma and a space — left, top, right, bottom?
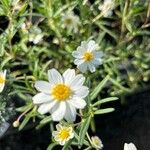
32, 68, 89, 121
29, 26, 43, 44
62, 10, 80, 33
72, 40, 103, 73
124, 143, 137, 150
91, 136, 103, 149
98, 0, 115, 17
0, 70, 6, 93
52, 124, 74, 145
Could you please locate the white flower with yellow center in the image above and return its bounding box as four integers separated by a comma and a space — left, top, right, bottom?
62, 11, 80, 33
0, 70, 6, 93
52, 124, 74, 145
91, 136, 103, 149
98, 0, 115, 17
72, 40, 103, 73
33, 68, 89, 121
29, 26, 43, 44
124, 143, 137, 150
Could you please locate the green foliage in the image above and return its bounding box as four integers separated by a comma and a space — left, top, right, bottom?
0, 0, 149, 149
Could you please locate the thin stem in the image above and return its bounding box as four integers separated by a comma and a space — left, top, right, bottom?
86, 132, 92, 146
92, 13, 102, 23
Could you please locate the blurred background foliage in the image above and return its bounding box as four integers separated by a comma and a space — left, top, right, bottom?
0, 0, 149, 130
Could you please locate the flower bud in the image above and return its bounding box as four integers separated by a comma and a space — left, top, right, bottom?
13, 120, 20, 128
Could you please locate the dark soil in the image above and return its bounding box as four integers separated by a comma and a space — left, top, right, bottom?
0, 88, 150, 150
95, 88, 150, 150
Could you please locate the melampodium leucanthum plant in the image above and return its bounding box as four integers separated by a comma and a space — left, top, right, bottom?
0, 0, 149, 149
13, 40, 118, 150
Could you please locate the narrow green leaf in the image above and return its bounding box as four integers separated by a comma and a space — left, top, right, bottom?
95, 22, 118, 40
109, 78, 130, 92
47, 143, 58, 150
94, 108, 115, 115
19, 116, 30, 130
40, 116, 51, 124
78, 116, 91, 148
90, 117, 96, 132
1, 0, 10, 9
129, 6, 145, 17
1, 56, 13, 69
0, 0, 10, 15
92, 97, 118, 107
74, 132, 89, 146
90, 75, 110, 101
0, 6, 5, 15
62, 138, 74, 150
16, 103, 33, 112
17, 2, 28, 16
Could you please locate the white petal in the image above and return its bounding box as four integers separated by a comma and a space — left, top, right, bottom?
51, 102, 66, 121
98, 5, 103, 10
63, 69, 75, 85
48, 69, 63, 84
87, 40, 97, 51
52, 131, 58, 137
35, 81, 51, 94
56, 124, 62, 130
72, 51, 83, 59
80, 41, 88, 50
78, 63, 88, 73
69, 97, 86, 109
0, 84, 5, 93
70, 74, 85, 88
64, 103, 76, 121
3, 70, 7, 77
93, 51, 103, 58
74, 59, 84, 65
124, 143, 137, 150
38, 101, 57, 114
88, 63, 96, 72
33, 35, 43, 44
76, 46, 86, 54
74, 86, 89, 98
92, 59, 102, 65
105, 10, 113, 17
0, 70, 6, 78
33, 93, 53, 104
69, 132, 74, 139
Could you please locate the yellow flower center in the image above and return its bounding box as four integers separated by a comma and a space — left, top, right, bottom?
65, 18, 72, 25
58, 128, 70, 140
0, 76, 5, 84
83, 52, 93, 61
94, 139, 100, 146
52, 84, 71, 101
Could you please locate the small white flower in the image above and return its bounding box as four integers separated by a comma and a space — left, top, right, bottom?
62, 11, 80, 33
52, 124, 74, 145
29, 26, 43, 44
0, 70, 6, 93
32, 68, 89, 121
124, 143, 137, 150
98, 0, 115, 17
21, 23, 26, 30
91, 136, 103, 149
72, 40, 103, 73
21, 22, 31, 33
21, 23, 28, 33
